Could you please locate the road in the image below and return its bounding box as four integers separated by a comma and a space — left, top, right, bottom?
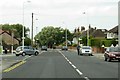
2, 49, 119, 80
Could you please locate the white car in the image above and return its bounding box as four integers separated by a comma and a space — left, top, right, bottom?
80, 46, 92, 56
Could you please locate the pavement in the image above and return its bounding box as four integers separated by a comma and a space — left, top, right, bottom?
0, 53, 20, 71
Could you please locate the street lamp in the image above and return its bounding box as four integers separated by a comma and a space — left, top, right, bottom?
118, 1, 120, 47
22, 0, 31, 47
83, 12, 89, 46
63, 22, 68, 47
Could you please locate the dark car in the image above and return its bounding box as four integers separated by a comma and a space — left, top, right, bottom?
41, 46, 47, 51
15, 46, 39, 56
61, 46, 68, 50
104, 47, 120, 62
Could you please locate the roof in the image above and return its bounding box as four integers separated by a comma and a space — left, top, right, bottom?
91, 29, 106, 38
80, 28, 107, 38
0, 29, 4, 34
109, 26, 118, 33
0, 29, 20, 42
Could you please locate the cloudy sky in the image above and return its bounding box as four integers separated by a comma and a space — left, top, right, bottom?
0, 0, 119, 37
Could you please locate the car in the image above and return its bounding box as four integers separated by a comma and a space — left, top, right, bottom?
61, 46, 68, 50
79, 46, 92, 56
41, 46, 47, 51
104, 47, 120, 62
15, 46, 39, 56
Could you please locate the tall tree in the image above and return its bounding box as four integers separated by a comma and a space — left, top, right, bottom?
35, 26, 73, 47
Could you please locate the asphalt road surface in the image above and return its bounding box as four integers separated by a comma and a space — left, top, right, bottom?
2, 49, 119, 80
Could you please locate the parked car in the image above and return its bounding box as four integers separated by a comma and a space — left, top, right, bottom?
15, 46, 39, 56
41, 46, 47, 51
80, 46, 92, 56
61, 46, 68, 50
104, 47, 120, 62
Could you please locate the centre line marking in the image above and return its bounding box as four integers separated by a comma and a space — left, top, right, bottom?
76, 69, 83, 75
72, 64, 76, 69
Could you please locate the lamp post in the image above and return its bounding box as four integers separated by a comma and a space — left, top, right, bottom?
22, 1, 31, 47
63, 22, 67, 47
118, 1, 120, 47
83, 12, 89, 46
0, 30, 2, 54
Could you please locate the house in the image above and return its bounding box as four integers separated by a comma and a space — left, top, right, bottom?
91, 29, 107, 39
0, 29, 20, 51
106, 26, 118, 39
73, 25, 108, 44
80, 27, 107, 39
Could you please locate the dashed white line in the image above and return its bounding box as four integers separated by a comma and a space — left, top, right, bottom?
67, 59, 69, 62
65, 57, 68, 60
84, 77, 90, 80
71, 64, 77, 69
69, 61, 72, 65
59, 50, 90, 80
76, 69, 83, 75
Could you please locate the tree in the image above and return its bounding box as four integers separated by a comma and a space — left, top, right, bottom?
35, 26, 73, 47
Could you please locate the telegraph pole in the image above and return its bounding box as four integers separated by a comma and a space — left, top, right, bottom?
31, 13, 34, 46
118, 1, 120, 78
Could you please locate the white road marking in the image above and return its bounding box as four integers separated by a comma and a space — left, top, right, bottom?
58, 50, 90, 80
67, 59, 69, 62
76, 69, 83, 75
71, 64, 76, 69
69, 61, 72, 65
84, 77, 90, 80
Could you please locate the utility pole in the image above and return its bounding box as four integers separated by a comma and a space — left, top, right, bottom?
0, 25, 3, 55
119, 1, 120, 47
65, 28, 67, 47
31, 13, 34, 46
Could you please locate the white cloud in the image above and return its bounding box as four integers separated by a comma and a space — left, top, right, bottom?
0, 0, 119, 36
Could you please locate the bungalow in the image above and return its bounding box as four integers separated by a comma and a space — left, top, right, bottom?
0, 29, 20, 52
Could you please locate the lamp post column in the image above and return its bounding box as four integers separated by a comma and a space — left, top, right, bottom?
118, 1, 120, 47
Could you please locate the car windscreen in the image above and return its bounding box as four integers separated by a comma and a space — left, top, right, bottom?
24, 47, 29, 49
16, 47, 22, 51
109, 47, 120, 52
63, 46, 67, 48
82, 47, 91, 49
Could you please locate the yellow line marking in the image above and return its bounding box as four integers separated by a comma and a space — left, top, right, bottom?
3, 60, 26, 73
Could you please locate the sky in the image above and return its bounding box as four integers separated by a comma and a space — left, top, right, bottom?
0, 0, 119, 37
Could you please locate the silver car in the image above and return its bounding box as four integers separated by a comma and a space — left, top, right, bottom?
80, 46, 92, 56
15, 46, 39, 56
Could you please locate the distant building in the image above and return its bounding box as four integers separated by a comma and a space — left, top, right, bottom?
106, 26, 118, 39
0, 29, 20, 51
73, 25, 108, 44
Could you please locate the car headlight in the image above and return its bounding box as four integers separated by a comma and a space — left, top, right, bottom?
110, 54, 116, 56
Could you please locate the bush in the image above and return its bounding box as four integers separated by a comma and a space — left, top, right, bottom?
72, 44, 77, 47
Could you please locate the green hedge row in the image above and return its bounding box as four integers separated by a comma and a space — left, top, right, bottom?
90, 38, 118, 47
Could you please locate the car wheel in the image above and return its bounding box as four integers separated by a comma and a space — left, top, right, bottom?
34, 52, 38, 56
16, 54, 19, 56
118, 59, 120, 62
104, 57, 107, 61
89, 54, 92, 56
29, 54, 31, 56
22, 52, 26, 56
108, 57, 111, 62
80, 54, 83, 56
